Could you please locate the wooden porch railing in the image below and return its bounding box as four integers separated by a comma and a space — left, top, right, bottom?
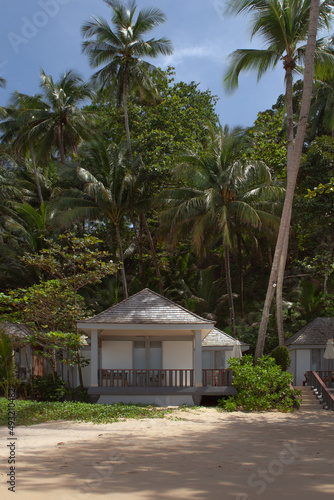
306, 371, 334, 411
98, 369, 233, 388
202, 369, 233, 387
313, 371, 334, 389
98, 369, 194, 388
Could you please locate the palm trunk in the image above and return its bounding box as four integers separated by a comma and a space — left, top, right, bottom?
255, 0, 320, 360
138, 215, 143, 279
30, 148, 43, 205
122, 75, 133, 162
276, 228, 289, 346
237, 234, 244, 317
115, 223, 128, 298
224, 244, 236, 334
140, 210, 164, 295
276, 64, 294, 345
57, 124, 66, 164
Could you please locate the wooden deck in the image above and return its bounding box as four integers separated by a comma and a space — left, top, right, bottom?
89, 369, 236, 405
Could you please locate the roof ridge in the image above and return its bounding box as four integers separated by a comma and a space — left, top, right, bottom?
83, 288, 215, 324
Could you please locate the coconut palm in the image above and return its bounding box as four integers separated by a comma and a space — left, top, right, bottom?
224, 0, 334, 164
81, 0, 173, 155
1, 70, 95, 169
158, 125, 283, 333
55, 139, 138, 298
224, 0, 333, 355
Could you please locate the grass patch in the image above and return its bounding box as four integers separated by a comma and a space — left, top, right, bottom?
0, 398, 176, 426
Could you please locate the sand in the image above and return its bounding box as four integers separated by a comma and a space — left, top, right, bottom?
1, 407, 334, 500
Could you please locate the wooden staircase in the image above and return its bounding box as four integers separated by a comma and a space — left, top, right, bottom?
295, 386, 325, 411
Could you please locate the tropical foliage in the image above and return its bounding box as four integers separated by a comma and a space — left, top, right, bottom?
0, 0, 334, 386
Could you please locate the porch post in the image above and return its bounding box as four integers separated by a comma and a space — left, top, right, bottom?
90, 329, 99, 387
194, 330, 203, 387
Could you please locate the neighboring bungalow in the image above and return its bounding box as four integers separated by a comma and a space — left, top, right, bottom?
286, 317, 334, 385
78, 288, 248, 406
0, 322, 65, 382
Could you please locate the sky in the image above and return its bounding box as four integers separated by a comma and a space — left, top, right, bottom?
0, 0, 289, 128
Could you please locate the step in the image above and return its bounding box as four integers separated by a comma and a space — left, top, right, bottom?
294, 386, 325, 410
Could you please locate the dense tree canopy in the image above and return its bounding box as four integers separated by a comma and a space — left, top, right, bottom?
0, 1, 333, 358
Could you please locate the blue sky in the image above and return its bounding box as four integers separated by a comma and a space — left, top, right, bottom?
0, 0, 288, 127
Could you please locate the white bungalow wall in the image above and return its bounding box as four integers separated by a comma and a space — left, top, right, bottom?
101, 341, 132, 369
162, 341, 193, 369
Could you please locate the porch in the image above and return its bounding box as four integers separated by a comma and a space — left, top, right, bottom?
98, 368, 233, 388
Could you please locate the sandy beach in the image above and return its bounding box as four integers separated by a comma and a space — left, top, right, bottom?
1, 407, 334, 500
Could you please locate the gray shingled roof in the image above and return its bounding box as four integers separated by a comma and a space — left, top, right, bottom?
286, 317, 334, 346
0, 322, 32, 340
202, 328, 248, 347
80, 288, 215, 325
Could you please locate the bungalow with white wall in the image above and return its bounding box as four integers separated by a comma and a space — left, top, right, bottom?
286, 317, 334, 386
77, 288, 248, 406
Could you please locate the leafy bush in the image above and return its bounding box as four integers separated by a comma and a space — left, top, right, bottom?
218, 355, 299, 412
32, 374, 66, 402
270, 346, 291, 371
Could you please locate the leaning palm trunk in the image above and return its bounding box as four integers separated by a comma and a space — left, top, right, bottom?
255, 0, 320, 360
115, 223, 128, 298
276, 227, 290, 346
275, 62, 294, 345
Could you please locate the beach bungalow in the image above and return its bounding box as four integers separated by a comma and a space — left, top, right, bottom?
286, 317, 334, 385
77, 288, 248, 406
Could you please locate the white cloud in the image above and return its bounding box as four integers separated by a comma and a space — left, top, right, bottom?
158, 42, 228, 69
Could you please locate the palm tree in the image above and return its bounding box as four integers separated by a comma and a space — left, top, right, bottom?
29, 70, 95, 164
224, 0, 334, 164
0, 77, 6, 89
81, 0, 173, 156
0, 94, 46, 205
158, 125, 283, 333
224, 0, 333, 355
55, 139, 138, 298
1, 70, 95, 169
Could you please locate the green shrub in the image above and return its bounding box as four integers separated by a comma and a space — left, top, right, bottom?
270, 346, 291, 371
32, 374, 66, 402
218, 355, 299, 412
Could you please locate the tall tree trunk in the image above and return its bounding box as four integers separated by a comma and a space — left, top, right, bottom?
138, 215, 143, 279
237, 234, 244, 317
255, 0, 320, 360
30, 148, 43, 206
122, 75, 133, 162
224, 244, 236, 334
140, 210, 164, 295
57, 124, 66, 164
276, 64, 294, 344
276, 228, 289, 346
115, 223, 128, 298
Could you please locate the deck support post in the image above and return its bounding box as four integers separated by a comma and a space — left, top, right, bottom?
194, 330, 203, 387
90, 329, 99, 387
